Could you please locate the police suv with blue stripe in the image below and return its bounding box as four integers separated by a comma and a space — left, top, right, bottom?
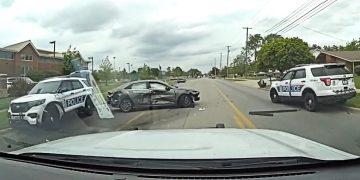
270, 64, 357, 111
8, 77, 94, 129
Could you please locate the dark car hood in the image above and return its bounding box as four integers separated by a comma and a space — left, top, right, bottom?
174, 87, 198, 93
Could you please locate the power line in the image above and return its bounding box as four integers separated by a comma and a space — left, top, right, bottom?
265, 0, 316, 33
275, 0, 330, 34
279, 0, 337, 34
300, 25, 348, 42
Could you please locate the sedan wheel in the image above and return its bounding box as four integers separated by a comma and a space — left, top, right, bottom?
119, 98, 133, 112
179, 95, 193, 108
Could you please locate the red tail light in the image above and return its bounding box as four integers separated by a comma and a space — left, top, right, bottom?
320, 78, 331, 86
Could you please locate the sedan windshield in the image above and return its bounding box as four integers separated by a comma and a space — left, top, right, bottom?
28, 81, 61, 94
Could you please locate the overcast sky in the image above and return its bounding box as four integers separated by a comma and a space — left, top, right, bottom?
0, 0, 359, 72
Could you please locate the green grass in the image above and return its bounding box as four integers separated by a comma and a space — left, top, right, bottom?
0, 111, 9, 130
355, 76, 360, 89
98, 81, 125, 97
346, 94, 360, 108
0, 97, 16, 110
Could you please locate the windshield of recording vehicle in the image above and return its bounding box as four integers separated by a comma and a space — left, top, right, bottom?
0, 0, 359, 170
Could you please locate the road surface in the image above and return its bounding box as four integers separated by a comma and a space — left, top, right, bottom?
1, 78, 360, 156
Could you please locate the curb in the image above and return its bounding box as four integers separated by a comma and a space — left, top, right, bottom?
0, 128, 11, 133
345, 106, 360, 112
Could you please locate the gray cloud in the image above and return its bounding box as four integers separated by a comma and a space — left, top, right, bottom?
134, 22, 209, 57
0, 0, 14, 7
42, 1, 119, 33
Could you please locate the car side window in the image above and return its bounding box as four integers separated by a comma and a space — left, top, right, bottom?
59, 80, 73, 92
293, 69, 306, 79
282, 71, 293, 81
130, 82, 147, 90
71, 80, 84, 90
150, 82, 167, 90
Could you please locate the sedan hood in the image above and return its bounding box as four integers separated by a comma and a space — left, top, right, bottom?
11, 94, 52, 103
175, 87, 198, 93
13, 129, 357, 160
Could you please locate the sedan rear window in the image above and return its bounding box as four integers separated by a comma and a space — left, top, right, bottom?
311, 65, 351, 77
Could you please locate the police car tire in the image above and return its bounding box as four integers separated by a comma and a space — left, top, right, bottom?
84, 97, 94, 116
42, 104, 61, 130
304, 93, 317, 112
270, 89, 280, 103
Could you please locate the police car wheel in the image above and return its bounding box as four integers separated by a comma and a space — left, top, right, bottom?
270, 89, 280, 103
304, 93, 317, 112
42, 104, 61, 130
119, 98, 133, 112
84, 98, 95, 116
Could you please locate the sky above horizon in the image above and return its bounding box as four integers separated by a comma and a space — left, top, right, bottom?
0, 0, 358, 72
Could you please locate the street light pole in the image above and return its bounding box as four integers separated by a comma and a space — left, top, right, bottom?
126, 63, 130, 73
113, 57, 116, 71
88, 57, 94, 72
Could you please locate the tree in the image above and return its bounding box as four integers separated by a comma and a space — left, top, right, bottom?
257, 37, 314, 73
172, 67, 183, 77
63, 45, 81, 75
187, 68, 202, 77
138, 64, 152, 80
264, 34, 283, 44
98, 56, 113, 84
248, 34, 264, 61
150, 68, 160, 78
165, 66, 172, 76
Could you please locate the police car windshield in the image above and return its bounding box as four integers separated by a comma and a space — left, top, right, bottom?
28, 81, 62, 94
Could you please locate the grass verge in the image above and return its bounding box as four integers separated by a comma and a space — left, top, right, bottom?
355, 76, 359, 89
346, 94, 360, 109
0, 97, 16, 111
225, 78, 246, 81
0, 111, 9, 130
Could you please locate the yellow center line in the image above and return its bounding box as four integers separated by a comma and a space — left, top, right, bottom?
215, 85, 256, 129
116, 112, 147, 130
233, 115, 245, 128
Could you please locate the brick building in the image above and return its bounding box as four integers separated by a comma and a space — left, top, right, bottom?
0, 40, 89, 77
313, 49, 360, 74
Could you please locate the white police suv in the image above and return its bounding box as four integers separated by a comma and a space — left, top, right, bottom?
8, 77, 94, 129
270, 64, 357, 111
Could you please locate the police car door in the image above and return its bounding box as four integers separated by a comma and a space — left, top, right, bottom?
58, 80, 77, 112
290, 69, 306, 97
70, 80, 87, 109
277, 71, 294, 97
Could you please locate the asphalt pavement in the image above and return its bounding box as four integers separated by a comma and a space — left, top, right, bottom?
1, 78, 360, 156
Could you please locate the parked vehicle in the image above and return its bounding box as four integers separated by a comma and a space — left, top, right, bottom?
107, 80, 200, 112
6, 77, 36, 89
270, 64, 356, 111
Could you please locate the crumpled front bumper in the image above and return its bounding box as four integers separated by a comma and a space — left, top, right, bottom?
8, 105, 45, 126
191, 92, 200, 101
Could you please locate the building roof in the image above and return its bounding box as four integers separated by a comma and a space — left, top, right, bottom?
3, 40, 64, 59
317, 50, 360, 62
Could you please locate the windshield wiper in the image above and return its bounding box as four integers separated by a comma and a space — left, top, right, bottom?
249, 109, 298, 116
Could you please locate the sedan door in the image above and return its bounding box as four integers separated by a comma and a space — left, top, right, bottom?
127, 82, 151, 106
276, 71, 294, 97
149, 82, 176, 105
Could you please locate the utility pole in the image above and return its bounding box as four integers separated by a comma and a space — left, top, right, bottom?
219, 52, 222, 70
243, 27, 252, 78
126, 63, 131, 73
214, 58, 217, 77
226, 46, 230, 78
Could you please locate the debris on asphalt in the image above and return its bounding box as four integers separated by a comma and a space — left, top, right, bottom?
199, 108, 206, 111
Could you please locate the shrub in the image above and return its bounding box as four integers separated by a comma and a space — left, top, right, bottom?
8, 80, 35, 97
27, 70, 61, 82
355, 65, 360, 76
